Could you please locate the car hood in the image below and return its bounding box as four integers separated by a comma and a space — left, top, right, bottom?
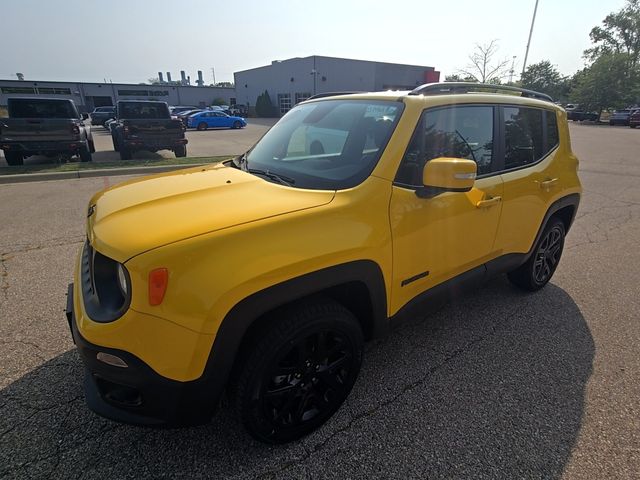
87, 163, 335, 262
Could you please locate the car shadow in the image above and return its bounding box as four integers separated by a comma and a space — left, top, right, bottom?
0, 277, 593, 479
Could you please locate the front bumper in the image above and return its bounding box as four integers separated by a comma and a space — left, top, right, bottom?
66, 283, 218, 427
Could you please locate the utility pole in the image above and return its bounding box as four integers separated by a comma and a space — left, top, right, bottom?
522, 0, 540, 77
509, 56, 517, 84
211, 67, 216, 86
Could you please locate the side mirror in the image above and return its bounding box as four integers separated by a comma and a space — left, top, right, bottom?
81, 113, 89, 120
417, 157, 477, 198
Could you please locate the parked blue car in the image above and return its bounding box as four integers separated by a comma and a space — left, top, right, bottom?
187, 111, 247, 130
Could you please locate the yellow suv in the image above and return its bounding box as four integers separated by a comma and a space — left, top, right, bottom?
65, 83, 581, 443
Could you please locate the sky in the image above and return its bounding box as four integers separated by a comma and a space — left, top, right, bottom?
0, 0, 629, 85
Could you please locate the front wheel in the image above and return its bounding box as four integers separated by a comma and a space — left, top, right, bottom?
4, 151, 24, 166
232, 121, 242, 129
234, 299, 364, 444
174, 145, 187, 158
197, 122, 208, 131
508, 219, 566, 291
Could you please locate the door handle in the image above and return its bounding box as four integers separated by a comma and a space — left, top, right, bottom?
476, 196, 502, 208
539, 178, 558, 189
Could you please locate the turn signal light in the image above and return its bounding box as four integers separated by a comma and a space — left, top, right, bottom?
148, 268, 168, 306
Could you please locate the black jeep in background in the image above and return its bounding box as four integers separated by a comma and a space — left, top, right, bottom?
0, 98, 93, 166
111, 101, 188, 160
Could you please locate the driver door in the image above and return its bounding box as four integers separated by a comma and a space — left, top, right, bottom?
389, 104, 503, 315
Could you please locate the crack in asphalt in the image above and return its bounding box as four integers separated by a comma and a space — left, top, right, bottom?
0, 236, 84, 256
255, 316, 501, 479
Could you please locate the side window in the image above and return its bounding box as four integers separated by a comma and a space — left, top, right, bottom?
395, 105, 494, 186
504, 107, 544, 169
546, 111, 559, 151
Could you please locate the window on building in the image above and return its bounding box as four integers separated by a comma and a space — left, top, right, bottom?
37, 87, 72, 95
118, 89, 149, 96
504, 107, 544, 170
230, 97, 236, 105
278, 93, 292, 114
1, 86, 36, 94
295, 92, 311, 104
395, 105, 495, 186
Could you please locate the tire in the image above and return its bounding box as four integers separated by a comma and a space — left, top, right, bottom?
609, 120, 614, 126
4, 151, 24, 166
232, 120, 241, 129
79, 146, 92, 162
507, 218, 566, 291
631, 124, 637, 129
197, 122, 208, 131
88, 138, 96, 153
174, 145, 187, 158
112, 134, 120, 152
234, 298, 364, 444
119, 147, 132, 160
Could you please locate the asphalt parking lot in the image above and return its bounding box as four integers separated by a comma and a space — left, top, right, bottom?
1, 123, 639, 479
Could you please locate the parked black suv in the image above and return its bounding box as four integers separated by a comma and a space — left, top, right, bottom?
0, 98, 93, 166
111, 101, 188, 160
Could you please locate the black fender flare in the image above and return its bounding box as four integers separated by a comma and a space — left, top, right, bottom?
198, 260, 387, 406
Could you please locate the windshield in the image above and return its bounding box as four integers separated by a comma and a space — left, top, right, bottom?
244, 99, 403, 189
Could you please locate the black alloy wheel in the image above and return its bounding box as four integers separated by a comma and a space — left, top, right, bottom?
233, 120, 241, 129
197, 122, 208, 131
235, 299, 363, 443
532, 223, 564, 285
508, 218, 566, 291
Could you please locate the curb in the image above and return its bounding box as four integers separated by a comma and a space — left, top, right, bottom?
0, 163, 207, 185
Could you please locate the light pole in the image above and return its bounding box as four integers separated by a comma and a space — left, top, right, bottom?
509, 56, 517, 84
522, 0, 540, 77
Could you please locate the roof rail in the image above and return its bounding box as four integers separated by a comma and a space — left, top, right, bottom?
306, 91, 364, 100
409, 82, 553, 102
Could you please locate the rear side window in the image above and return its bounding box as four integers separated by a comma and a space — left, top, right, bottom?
395, 105, 494, 186
546, 111, 559, 151
504, 107, 544, 169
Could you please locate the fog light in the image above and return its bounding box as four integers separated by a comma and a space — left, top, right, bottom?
97, 352, 128, 368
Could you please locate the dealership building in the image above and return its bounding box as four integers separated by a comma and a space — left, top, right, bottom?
0, 79, 236, 113
0, 55, 439, 116
235, 55, 440, 115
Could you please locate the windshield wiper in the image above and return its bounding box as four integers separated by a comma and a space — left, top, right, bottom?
246, 168, 295, 187
232, 153, 295, 186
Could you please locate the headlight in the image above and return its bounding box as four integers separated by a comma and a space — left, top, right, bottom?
117, 263, 128, 296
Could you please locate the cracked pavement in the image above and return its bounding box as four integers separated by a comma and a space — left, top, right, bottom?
1, 123, 639, 479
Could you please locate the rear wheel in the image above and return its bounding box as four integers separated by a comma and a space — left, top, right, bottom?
174, 145, 187, 158
79, 145, 92, 162
88, 138, 96, 153
119, 147, 132, 160
197, 122, 208, 131
234, 299, 363, 444
507, 218, 566, 291
112, 134, 120, 151
4, 151, 24, 166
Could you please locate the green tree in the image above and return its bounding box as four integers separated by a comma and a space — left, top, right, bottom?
585, 0, 640, 73
211, 97, 227, 106
444, 74, 477, 82
520, 60, 570, 101
570, 53, 630, 113
255, 90, 276, 117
